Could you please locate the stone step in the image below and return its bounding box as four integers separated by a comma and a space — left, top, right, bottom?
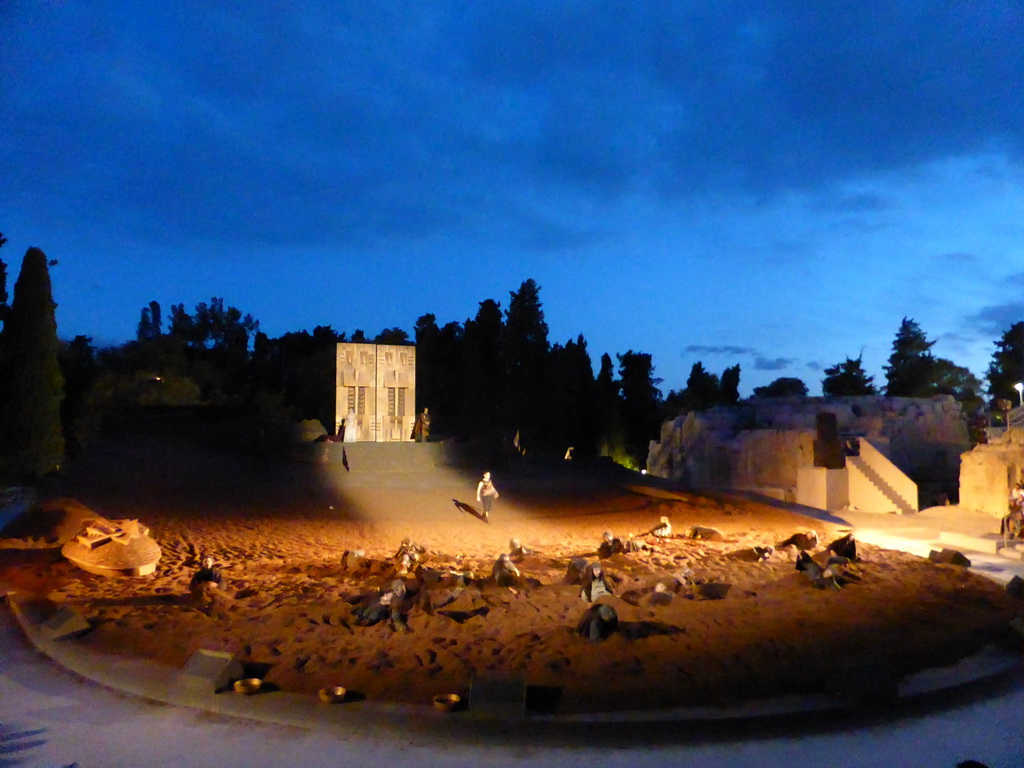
937, 531, 1002, 554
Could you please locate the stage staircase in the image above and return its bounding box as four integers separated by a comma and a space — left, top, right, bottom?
846, 439, 918, 515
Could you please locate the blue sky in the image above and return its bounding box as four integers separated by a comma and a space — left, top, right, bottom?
2, 1, 1021, 396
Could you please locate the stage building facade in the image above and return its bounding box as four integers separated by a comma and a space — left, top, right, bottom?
335, 342, 416, 442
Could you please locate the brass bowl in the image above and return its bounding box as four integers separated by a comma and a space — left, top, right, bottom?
318, 686, 347, 703
233, 677, 262, 695
432, 693, 462, 712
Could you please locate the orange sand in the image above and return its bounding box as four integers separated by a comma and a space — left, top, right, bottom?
1, 425, 1018, 714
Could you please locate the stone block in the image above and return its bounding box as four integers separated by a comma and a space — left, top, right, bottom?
179, 648, 243, 694
928, 549, 971, 567
41, 606, 91, 640
469, 672, 526, 718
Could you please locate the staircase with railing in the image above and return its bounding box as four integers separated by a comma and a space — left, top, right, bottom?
985, 405, 1024, 440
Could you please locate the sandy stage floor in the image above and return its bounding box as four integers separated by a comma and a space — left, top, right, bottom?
1, 426, 1019, 714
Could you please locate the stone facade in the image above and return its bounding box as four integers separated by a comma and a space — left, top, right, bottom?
335, 343, 416, 442
959, 425, 1024, 519
647, 395, 970, 506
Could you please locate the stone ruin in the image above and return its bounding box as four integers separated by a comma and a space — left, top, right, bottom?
959, 423, 1024, 520
646, 395, 970, 509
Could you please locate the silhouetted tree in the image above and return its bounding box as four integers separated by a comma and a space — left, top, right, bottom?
986, 321, 1024, 407
884, 317, 936, 397
595, 352, 627, 464
414, 313, 441, 415
685, 361, 720, 411
137, 300, 162, 342
463, 299, 504, 438
547, 335, 597, 457
617, 350, 662, 469
192, 297, 259, 353
414, 314, 464, 437
720, 364, 741, 405
59, 335, 99, 456
822, 355, 876, 396
931, 358, 983, 414
753, 377, 808, 398
503, 280, 549, 443
375, 327, 411, 345
0, 230, 8, 327
0, 247, 64, 480
253, 326, 343, 429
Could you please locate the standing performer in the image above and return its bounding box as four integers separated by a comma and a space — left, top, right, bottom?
476, 471, 500, 521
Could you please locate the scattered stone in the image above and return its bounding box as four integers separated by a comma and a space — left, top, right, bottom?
694, 582, 731, 600
688, 526, 724, 541
928, 548, 971, 568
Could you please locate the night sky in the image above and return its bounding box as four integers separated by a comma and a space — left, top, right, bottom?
2, 2, 1021, 396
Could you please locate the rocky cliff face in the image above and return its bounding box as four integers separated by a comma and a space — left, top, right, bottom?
647, 395, 970, 505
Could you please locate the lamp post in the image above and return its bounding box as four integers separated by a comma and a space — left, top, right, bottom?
1014, 382, 1023, 408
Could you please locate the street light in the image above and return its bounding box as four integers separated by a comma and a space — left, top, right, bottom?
1015, 382, 1023, 407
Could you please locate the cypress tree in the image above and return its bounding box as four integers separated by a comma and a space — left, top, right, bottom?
0, 247, 65, 481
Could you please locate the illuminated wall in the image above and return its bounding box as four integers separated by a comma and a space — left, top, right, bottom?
335, 343, 416, 442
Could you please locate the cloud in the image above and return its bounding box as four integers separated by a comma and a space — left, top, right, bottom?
965, 302, 1024, 337
812, 193, 893, 214
754, 356, 795, 371
5, 2, 1021, 254
683, 345, 756, 356
940, 251, 980, 264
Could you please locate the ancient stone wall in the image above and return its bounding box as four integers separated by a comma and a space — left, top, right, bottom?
647, 395, 969, 505
959, 427, 1024, 519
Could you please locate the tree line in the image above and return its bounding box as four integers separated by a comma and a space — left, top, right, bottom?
0, 238, 1021, 483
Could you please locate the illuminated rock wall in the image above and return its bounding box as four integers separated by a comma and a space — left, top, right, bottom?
647, 395, 969, 505
959, 427, 1023, 519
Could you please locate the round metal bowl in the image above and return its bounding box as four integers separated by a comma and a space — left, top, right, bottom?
318, 686, 347, 704
233, 677, 262, 695
432, 693, 462, 712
